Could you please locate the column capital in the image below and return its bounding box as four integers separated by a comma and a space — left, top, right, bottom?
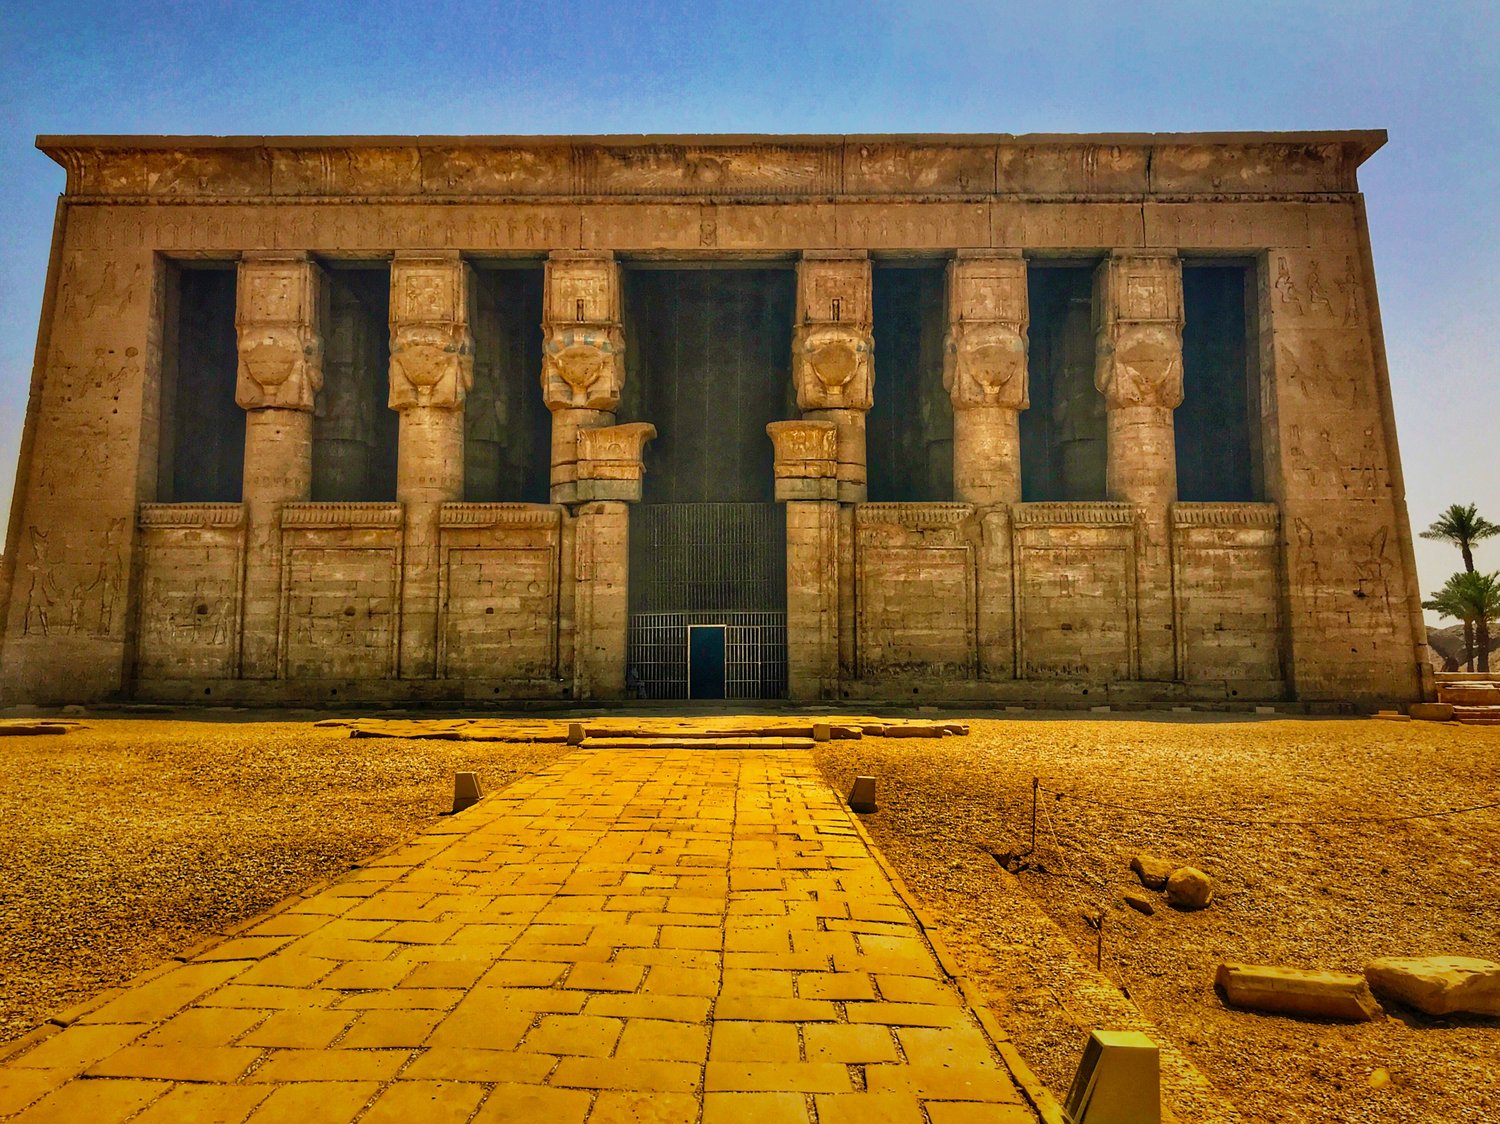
1093, 252, 1184, 410
235, 255, 324, 411
575, 422, 656, 502
767, 420, 838, 501
388, 254, 473, 411
542, 253, 624, 413
793, 255, 873, 412
944, 253, 1029, 411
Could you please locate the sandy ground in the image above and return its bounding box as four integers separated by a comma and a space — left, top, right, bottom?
815, 716, 1500, 1124
0, 719, 568, 1043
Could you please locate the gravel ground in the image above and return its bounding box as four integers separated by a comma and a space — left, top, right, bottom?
815, 716, 1500, 1124
0, 718, 568, 1044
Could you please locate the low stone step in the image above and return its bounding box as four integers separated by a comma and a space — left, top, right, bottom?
1216, 962, 1381, 1021
581, 736, 816, 750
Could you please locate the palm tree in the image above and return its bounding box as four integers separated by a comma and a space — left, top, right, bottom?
1425, 571, 1500, 674
1421, 504, 1499, 670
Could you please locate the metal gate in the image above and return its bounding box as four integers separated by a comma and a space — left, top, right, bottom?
628, 503, 787, 700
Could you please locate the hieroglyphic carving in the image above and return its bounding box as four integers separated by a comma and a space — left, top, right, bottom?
388, 254, 474, 410
944, 254, 1029, 410
1093, 253, 1184, 409
1271, 253, 1366, 327
541, 253, 624, 411
235, 254, 323, 411
575, 422, 657, 502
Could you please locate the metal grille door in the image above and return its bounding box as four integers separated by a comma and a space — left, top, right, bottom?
628, 503, 787, 699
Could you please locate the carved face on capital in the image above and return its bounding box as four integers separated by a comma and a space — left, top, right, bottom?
389, 324, 474, 409
794, 324, 872, 411
541, 327, 624, 411
236, 326, 322, 410
943, 322, 1028, 410
1096, 323, 1183, 408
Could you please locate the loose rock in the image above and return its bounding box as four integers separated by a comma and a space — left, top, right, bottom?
1364, 956, 1500, 1017
1130, 853, 1177, 890
1216, 962, 1381, 1021
1124, 891, 1155, 916
1165, 866, 1214, 910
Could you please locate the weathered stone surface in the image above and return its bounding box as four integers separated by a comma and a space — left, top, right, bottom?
1123, 891, 1155, 916
1408, 702, 1454, 721
848, 776, 877, 813
1364, 956, 1500, 1017
1165, 867, 1214, 909
1130, 854, 1176, 891
1216, 962, 1381, 1021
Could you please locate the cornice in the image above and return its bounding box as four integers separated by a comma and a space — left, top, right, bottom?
37, 132, 1384, 202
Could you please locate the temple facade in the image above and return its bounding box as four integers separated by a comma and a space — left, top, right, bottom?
0, 132, 1430, 707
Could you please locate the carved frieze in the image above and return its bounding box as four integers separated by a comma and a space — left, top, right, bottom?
542, 253, 625, 412
388, 254, 474, 410
944, 254, 1029, 411
1093, 253, 1185, 409
235, 254, 324, 411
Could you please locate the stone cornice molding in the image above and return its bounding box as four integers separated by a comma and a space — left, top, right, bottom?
438, 503, 562, 528
1013, 502, 1137, 527
855, 503, 976, 527
1171, 502, 1281, 527
138, 503, 245, 528
281, 502, 403, 528
38, 132, 1385, 201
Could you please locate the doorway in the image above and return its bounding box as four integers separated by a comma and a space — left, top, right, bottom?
688, 626, 728, 700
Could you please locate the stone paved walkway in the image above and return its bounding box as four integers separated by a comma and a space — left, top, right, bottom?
0, 750, 1045, 1123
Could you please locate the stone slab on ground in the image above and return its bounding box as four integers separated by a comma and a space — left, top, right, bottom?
1215, 963, 1381, 1021
1364, 957, 1500, 1017
0, 749, 1044, 1123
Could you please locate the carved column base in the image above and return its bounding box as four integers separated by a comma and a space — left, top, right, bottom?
953, 406, 1022, 507
240, 408, 313, 679
573, 500, 629, 699
397, 407, 464, 679
786, 500, 840, 700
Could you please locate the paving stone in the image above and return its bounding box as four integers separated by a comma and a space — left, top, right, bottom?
399, 960, 491, 989
86, 1045, 262, 1082
360, 1079, 487, 1124
140, 1007, 266, 1049
614, 1019, 709, 1063
9, 1024, 145, 1073
522, 1014, 623, 1057
243, 1081, 383, 1123
709, 1021, 801, 1063
803, 1023, 900, 1064
705, 1061, 852, 1093
131, 1083, 273, 1123
551, 1056, 701, 1093
816, 1091, 926, 1124
78, 962, 247, 1025
240, 1010, 354, 1049
701, 1091, 810, 1124
9, 1077, 169, 1124
925, 1103, 1043, 1124
235, 955, 336, 988
339, 1008, 445, 1048
563, 963, 646, 992
319, 960, 413, 990
797, 972, 878, 1001
403, 1047, 556, 1083
0, 1069, 70, 1116
587, 1090, 701, 1124
246, 1048, 411, 1083
470, 1083, 592, 1124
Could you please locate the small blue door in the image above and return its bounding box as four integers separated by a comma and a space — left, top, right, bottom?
688, 626, 727, 700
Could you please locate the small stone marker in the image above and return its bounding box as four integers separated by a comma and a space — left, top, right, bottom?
1165, 867, 1214, 910
1216, 962, 1381, 1021
1408, 702, 1454, 722
1130, 854, 1176, 891
452, 771, 483, 813
848, 775, 877, 813
1372, 711, 1412, 722
813, 722, 832, 742
1254, 705, 1276, 715
567, 722, 585, 745
1364, 956, 1500, 1016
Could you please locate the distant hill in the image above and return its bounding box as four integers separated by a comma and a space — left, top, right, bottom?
1427, 623, 1500, 671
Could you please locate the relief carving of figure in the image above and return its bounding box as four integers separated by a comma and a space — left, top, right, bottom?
1337, 256, 1364, 326
792, 323, 873, 411
22, 527, 59, 637
1305, 260, 1335, 318
1275, 256, 1303, 314
943, 321, 1028, 410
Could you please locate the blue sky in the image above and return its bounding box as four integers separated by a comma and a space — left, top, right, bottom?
1, 1, 1496, 613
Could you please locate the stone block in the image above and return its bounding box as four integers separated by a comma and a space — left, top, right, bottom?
1364, 956, 1500, 1017
1408, 702, 1454, 721
1216, 962, 1381, 1021
848, 776, 877, 814
452, 772, 483, 813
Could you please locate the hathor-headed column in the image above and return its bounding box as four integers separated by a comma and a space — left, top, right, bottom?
793, 252, 873, 504
945, 251, 1029, 507
542, 252, 624, 505
1095, 251, 1184, 681
1093, 252, 1184, 508
236, 252, 323, 678
389, 251, 474, 679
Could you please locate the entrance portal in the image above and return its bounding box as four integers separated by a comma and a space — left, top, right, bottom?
620, 266, 795, 699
